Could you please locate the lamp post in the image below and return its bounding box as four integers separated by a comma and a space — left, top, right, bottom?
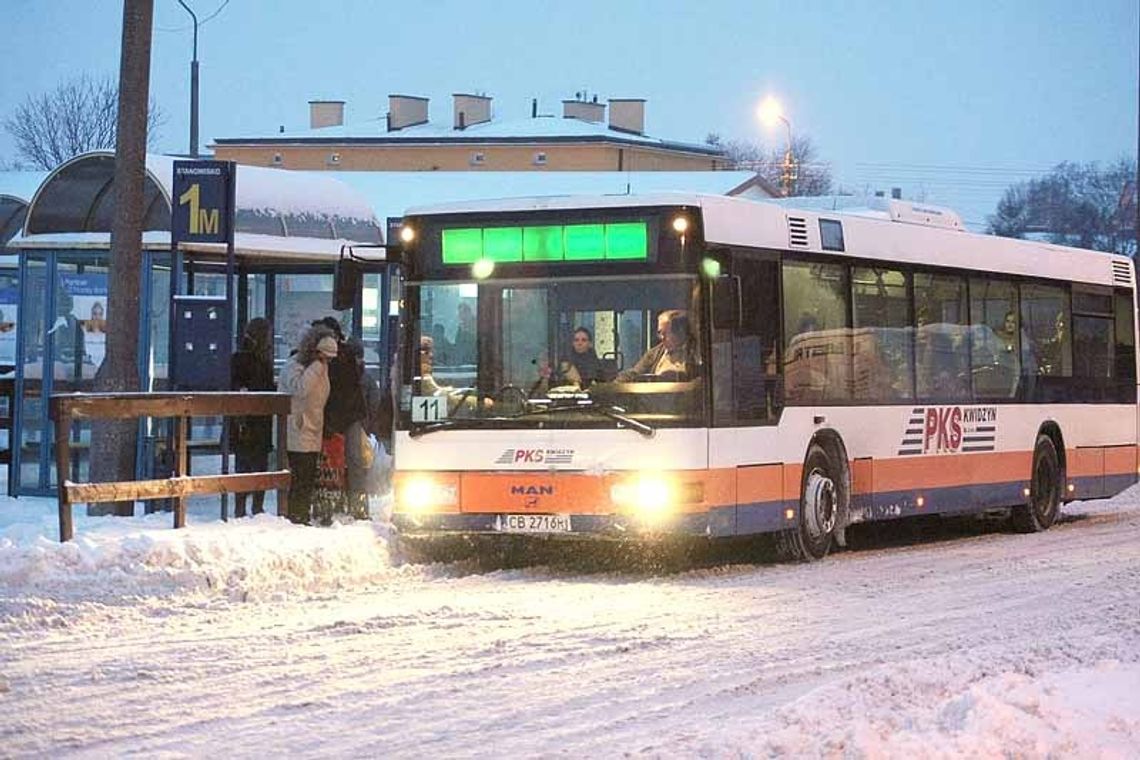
758, 96, 797, 196
176, 0, 199, 157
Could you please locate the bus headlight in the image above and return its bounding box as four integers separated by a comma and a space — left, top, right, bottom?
611, 473, 678, 522
396, 475, 458, 513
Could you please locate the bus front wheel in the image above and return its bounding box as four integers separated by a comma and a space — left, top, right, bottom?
1012, 434, 1061, 533
779, 443, 840, 561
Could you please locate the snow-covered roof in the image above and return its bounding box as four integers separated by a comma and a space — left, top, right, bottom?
215, 114, 723, 156
18, 152, 381, 244
330, 170, 772, 223
11, 230, 352, 262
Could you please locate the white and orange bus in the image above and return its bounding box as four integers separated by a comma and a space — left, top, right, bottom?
386, 193, 1137, 560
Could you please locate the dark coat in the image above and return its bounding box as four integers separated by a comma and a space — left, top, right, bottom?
566, 349, 604, 386
230, 346, 275, 453
323, 351, 366, 435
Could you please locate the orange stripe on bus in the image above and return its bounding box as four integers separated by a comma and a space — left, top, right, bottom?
1103, 445, 1137, 476
783, 464, 804, 501
851, 458, 873, 496
1068, 448, 1104, 479
402, 445, 1125, 517
736, 464, 782, 504
457, 472, 728, 514
871, 451, 1031, 491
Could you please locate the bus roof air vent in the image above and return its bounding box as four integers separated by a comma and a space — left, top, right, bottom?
1112, 259, 1133, 286
887, 200, 963, 231
788, 216, 809, 247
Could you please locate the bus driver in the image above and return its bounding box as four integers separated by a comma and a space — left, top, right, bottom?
617, 309, 696, 381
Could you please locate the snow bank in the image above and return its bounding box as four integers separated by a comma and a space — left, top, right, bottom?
748, 657, 1140, 758
0, 500, 395, 602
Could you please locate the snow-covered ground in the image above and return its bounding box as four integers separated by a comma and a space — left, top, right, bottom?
2, 485, 1138, 758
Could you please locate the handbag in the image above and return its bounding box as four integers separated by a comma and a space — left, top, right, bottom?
358, 427, 373, 469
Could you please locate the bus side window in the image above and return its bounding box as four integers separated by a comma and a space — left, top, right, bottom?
852, 266, 912, 402
783, 260, 851, 404
718, 255, 780, 424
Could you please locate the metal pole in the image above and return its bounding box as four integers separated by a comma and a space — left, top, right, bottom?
177, 0, 199, 157
780, 116, 795, 197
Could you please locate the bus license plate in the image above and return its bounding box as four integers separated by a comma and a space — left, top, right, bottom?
498, 514, 572, 533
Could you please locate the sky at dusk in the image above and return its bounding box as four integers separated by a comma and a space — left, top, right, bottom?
2, 0, 1137, 228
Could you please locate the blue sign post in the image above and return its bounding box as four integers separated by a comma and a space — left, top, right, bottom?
170, 160, 236, 388
170, 161, 237, 518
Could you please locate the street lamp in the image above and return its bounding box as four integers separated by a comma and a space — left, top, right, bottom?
758, 96, 797, 196
176, 0, 200, 157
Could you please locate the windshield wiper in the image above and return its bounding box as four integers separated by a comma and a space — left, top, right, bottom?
410, 400, 655, 439
409, 419, 465, 438
518, 401, 655, 438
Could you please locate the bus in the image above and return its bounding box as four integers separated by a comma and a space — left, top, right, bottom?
383, 193, 1137, 561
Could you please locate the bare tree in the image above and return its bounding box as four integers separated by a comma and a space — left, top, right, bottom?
987, 159, 1136, 257
3, 75, 163, 170
707, 133, 833, 196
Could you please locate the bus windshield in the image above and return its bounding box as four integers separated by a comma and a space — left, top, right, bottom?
401, 275, 706, 431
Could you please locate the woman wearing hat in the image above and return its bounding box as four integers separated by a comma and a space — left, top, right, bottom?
278, 325, 338, 524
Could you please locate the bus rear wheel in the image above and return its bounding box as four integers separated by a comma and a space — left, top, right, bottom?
1012, 434, 1061, 533
779, 443, 840, 561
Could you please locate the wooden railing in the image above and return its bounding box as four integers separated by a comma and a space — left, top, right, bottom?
50, 392, 291, 542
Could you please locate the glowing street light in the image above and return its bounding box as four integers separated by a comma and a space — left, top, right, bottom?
757, 96, 797, 196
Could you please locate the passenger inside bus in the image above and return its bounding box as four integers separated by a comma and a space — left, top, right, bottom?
617, 309, 697, 381
563, 326, 606, 387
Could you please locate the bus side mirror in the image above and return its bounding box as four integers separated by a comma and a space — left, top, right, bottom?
332, 255, 362, 311
711, 276, 741, 329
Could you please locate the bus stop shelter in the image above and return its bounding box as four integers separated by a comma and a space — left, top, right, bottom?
5, 152, 386, 496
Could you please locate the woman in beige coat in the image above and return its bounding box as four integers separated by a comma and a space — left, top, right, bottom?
278, 326, 337, 524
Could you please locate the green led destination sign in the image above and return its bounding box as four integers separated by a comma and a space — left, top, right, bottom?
441, 222, 648, 264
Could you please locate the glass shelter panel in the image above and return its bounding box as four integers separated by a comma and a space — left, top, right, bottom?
17, 256, 47, 491
274, 274, 344, 363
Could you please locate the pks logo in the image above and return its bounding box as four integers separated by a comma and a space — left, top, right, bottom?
898, 406, 997, 456
494, 448, 574, 465
924, 407, 963, 453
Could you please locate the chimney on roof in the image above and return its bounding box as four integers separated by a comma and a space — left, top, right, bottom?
608, 98, 646, 135
453, 93, 491, 130
308, 100, 345, 129
387, 94, 429, 131
562, 95, 605, 123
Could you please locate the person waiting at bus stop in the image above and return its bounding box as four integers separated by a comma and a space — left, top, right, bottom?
617, 309, 697, 381
230, 317, 274, 517
279, 325, 337, 524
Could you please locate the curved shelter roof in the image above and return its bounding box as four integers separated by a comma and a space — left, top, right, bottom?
0, 171, 48, 245
16, 152, 381, 257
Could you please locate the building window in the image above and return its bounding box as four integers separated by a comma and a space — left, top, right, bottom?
470, 152, 486, 166
326, 152, 341, 166
533, 152, 548, 166
271, 153, 283, 165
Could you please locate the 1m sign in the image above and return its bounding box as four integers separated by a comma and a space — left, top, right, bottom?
172, 160, 234, 245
